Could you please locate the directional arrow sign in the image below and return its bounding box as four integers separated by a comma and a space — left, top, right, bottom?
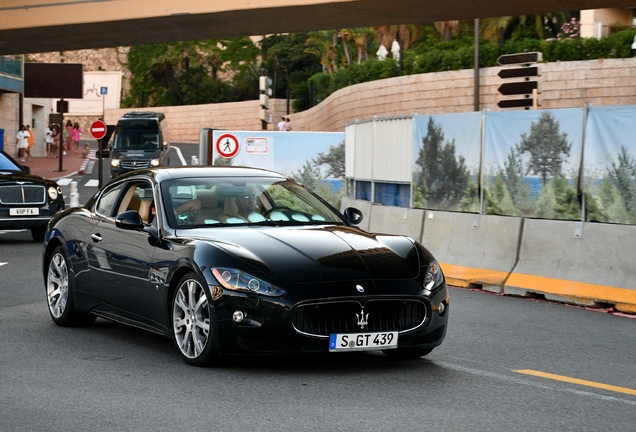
498, 99, 534, 109
497, 52, 543, 66
498, 81, 540, 96
498, 66, 541, 79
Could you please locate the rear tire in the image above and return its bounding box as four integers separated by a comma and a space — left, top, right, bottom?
171, 272, 218, 366
45, 246, 96, 326
383, 347, 434, 359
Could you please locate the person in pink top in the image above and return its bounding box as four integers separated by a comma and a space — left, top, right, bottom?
65, 120, 73, 151
72, 122, 82, 153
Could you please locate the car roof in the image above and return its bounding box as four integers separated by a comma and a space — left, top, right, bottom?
118, 165, 288, 182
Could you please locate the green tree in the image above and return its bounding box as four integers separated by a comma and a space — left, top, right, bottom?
314, 141, 345, 179
607, 146, 636, 214
415, 117, 470, 209
516, 111, 571, 186
501, 146, 527, 206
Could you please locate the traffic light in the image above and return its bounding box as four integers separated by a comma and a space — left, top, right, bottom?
497, 52, 542, 110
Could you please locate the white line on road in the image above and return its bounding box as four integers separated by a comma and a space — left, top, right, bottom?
56, 178, 73, 186
171, 145, 187, 165
85, 179, 99, 187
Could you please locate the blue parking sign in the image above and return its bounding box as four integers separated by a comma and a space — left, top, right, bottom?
100, 86, 108, 95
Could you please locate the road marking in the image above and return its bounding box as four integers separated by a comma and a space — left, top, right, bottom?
56, 178, 73, 186
85, 179, 99, 187
514, 369, 636, 396
0, 262, 7, 267
436, 361, 636, 406
171, 145, 187, 165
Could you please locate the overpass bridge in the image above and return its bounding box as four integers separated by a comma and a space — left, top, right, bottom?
1, 0, 634, 55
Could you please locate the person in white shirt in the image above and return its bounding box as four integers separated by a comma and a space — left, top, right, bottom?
45, 124, 54, 157
283, 117, 292, 131
16, 125, 29, 161
277, 117, 285, 131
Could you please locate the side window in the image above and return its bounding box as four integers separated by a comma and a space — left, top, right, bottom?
95, 184, 125, 217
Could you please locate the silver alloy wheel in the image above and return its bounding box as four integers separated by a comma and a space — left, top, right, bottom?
47, 252, 69, 319
172, 278, 211, 359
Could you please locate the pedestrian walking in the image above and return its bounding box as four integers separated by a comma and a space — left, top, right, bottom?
51, 125, 61, 157
16, 125, 29, 161
26, 125, 35, 161
45, 124, 54, 157
283, 117, 292, 131
72, 122, 82, 153
65, 120, 73, 151
277, 117, 285, 131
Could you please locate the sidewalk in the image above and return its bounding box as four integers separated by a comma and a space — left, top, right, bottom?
21, 149, 90, 181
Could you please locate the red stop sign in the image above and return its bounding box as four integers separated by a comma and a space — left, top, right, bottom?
90, 120, 107, 140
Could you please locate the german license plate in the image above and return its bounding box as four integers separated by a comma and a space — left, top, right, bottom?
9, 208, 39, 216
329, 331, 398, 352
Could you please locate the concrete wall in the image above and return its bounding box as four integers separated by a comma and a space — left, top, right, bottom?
102, 57, 636, 142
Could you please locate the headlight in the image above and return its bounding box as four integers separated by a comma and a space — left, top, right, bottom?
110, 159, 120, 167
150, 158, 161, 167
47, 186, 58, 200
211, 267, 285, 297
424, 260, 443, 291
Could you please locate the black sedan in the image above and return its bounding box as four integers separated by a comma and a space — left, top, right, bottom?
43, 167, 448, 366
0, 150, 65, 241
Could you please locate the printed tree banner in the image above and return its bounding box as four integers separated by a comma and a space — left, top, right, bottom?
211, 130, 345, 209
584, 106, 636, 225
412, 112, 483, 212
483, 109, 584, 220
410, 106, 636, 224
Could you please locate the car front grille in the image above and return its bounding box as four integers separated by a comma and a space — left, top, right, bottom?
292, 299, 427, 337
0, 185, 46, 205
120, 161, 151, 169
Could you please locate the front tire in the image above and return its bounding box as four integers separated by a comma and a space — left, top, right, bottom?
172, 272, 217, 366
46, 246, 96, 326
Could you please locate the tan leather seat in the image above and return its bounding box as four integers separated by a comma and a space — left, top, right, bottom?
138, 200, 153, 224
194, 188, 222, 221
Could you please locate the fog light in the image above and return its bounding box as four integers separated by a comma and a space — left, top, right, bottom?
232, 310, 246, 323
439, 302, 445, 314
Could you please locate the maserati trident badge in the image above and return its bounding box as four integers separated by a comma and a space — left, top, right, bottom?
356, 307, 368, 329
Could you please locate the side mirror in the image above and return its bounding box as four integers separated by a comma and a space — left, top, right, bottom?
343, 207, 363, 225
20, 165, 31, 174
162, 141, 169, 150
115, 210, 145, 230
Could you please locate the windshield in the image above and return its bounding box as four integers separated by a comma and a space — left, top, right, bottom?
160, 177, 344, 229
113, 131, 160, 150
0, 152, 22, 171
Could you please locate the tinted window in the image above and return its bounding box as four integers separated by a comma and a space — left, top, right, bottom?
0, 152, 21, 171
160, 177, 344, 229
95, 184, 125, 217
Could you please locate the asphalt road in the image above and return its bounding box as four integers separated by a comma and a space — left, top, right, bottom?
0, 229, 634, 432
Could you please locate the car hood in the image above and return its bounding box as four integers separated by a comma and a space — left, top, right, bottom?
0, 171, 46, 183
188, 225, 421, 284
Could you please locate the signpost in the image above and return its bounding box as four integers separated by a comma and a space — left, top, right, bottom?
497, 52, 542, 110
90, 120, 114, 189
90, 120, 107, 140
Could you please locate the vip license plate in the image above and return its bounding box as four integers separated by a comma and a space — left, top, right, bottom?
329, 331, 398, 352
10, 208, 39, 216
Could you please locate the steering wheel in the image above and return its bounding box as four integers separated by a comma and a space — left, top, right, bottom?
263, 206, 292, 218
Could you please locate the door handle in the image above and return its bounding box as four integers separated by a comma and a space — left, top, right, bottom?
90, 233, 102, 242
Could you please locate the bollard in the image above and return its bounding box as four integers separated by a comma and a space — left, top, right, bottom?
69, 181, 80, 207
191, 155, 199, 166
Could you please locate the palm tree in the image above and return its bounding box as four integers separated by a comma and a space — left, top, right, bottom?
305, 30, 338, 74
